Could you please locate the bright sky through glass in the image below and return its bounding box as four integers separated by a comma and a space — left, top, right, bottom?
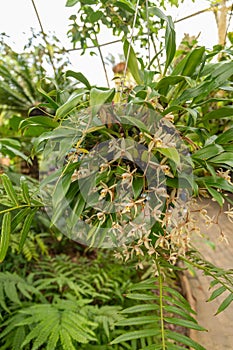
0, 0, 230, 85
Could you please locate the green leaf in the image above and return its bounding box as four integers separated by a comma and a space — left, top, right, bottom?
20, 177, 31, 204
123, 40, 143, 85
157, 75, 192, 94
46, 325, 60, 350
116, 315, 158, 326
111, 329, 160, 344
166, 330, 206, 350
172, 46, 205, 77
126, 293, 158, 300
164, 317, 207, 331
164, 16, 176, 73
66, 70, 91, 89
0, 212, 11, 263
11, 208, 31, 232
59, 329, 77, 350
215, 128, 233, 144
5, 280, 21, 305
120, 304, 159, 314
37, 80, 59, 110
205, 186, 224, 207
215, 293, 233, 315
0, 283, 10, 312
1, 144, 29, 161
197, 176, 233, 193
115, 0, 135, 13
203, 107, 233, 121
158, 147, 180, 165
121, 115, 150, 133
209, 152, 233, 167
1, 174, 19, 206
90, 88, 115, 116
89, 10, 103, 23
70, 194, 85, 224
192, 144, 224, 161
132, 177, 143, 199
56, 92, 86, 119
165, 305, 196, 322
65, 0, 79, 7
149, 6, 168, 21
19, 116, 58, 131
208, 285, 226, 301
19, 210, 37, 252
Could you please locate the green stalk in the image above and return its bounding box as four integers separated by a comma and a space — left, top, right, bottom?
156, 260, 166, 350
0, 204, 42, 215
180, 256, 233, 294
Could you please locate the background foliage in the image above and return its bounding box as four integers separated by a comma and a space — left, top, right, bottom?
0, 0, 233, 349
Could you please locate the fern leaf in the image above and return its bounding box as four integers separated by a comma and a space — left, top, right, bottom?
11, 326, 26, 350
111, 329, 161, 344
20, 177, 31, 204
163, 286, 194, 313
128, 278, 157, 290
0, 174, 18, 206
116, 315, 159, 326
165, 305, 196, 322
0, 272, 39, 310
19, 210, 36, 251
0, 282, 10, 312
164, 317, 207, 331
208, 285, 226, 301
11, 208, 31, 232
165, 344, 190, 350
0, 212, 11, 263
62, 311, 97, 342
59, 329, 77, 350
120, 304, 159, 314
125, 293, 158, 301
4, 281, 21, 305
62, 322, 89, 344
166, 330, 206, 350
19, 308, 58, 348
0, 313, 26, 339
140, 345, 170, 350
17, 282, 33, 300
46, 324, 60, 350
31, 317, 59, 350
215, 293, 233, 315
164, 294, 194, 314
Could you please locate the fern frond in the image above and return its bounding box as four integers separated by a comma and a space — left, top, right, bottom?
183, 252, 233, 315
46, 323, 60, 350
0, 299, 97, 349
0, 271, 39, 312
111, 273, 206, 349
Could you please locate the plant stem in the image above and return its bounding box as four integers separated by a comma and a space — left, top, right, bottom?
94, 33, 110, 88
145, 0, 151, 64
30, 0, 57, 78
156, 260, 166, 350
180, 256, 233, 294
175, 4, 220, 23
0, 204, 42, 215
63, 39, 122, 52
151, 35, 162, 75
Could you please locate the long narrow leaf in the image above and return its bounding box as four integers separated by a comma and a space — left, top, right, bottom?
0, 212, 11, 263
215, 293, 233, 315
1, 174, 19, 206
123, 40, 143, 85
19, 210, 37, 252
111, 329, 160, 344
